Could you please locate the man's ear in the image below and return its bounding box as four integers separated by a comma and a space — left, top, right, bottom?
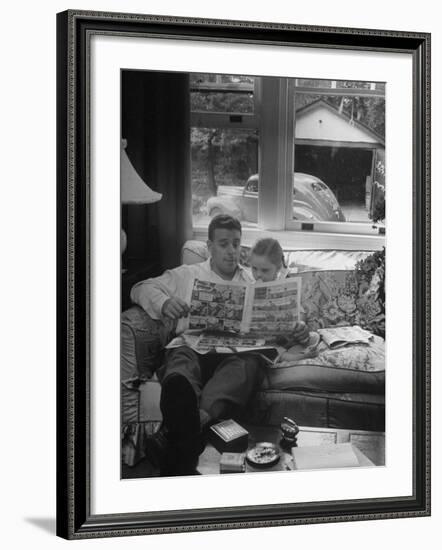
206, 239, 212, 256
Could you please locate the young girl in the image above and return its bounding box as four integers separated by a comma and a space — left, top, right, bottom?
249, 238, 288, 283
249, 238, 319, 361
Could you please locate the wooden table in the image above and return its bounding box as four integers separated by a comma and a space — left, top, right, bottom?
197, 425, 385, 475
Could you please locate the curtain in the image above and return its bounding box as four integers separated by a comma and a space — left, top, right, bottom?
122, 70, 193, 270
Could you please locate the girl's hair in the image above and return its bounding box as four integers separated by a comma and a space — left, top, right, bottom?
250, 238, 287, 269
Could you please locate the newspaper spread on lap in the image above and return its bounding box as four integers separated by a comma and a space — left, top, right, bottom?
166, 277, 301, 357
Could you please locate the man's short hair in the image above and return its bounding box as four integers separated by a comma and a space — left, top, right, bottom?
208, 214, 242, 241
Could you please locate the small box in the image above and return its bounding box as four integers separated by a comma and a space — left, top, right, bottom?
220, 452, 246, 473
209, 419, 249, 453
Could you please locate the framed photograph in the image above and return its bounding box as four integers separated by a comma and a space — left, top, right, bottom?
56, 9, 431, 539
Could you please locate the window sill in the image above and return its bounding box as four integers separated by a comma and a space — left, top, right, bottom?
192, 225, 385, 251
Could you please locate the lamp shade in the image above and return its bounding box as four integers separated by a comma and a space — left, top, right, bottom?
121, 140, 162, 204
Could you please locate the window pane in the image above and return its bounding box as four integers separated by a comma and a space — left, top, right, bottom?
190, 73, 255, 86
190, 73, 255, 113
191, 91, 254, 113
295, 78, 386, 94
191, 128, 259, 228
335, 80, 376, 90
218, 75, 255, 85
293, 91, 385, 226
295, 78, 334, 88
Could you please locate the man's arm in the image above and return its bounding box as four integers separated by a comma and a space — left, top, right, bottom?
130, 266, 191, 320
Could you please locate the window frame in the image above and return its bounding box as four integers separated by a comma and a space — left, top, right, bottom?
190, 74, 386, 250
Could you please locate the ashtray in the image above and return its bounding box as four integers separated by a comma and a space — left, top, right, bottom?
246, 442, 280, 468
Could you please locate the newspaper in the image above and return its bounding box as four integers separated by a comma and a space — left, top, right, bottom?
165, 331, 280, 359
247, 277, 302, 337
189, 277, 301, 336
317, 325, 373, 349
165, 276, 301, 354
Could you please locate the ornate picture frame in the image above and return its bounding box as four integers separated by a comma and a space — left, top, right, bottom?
56, 10, 430, 539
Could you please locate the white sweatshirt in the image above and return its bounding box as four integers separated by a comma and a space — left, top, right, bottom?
130, 259, 253, 334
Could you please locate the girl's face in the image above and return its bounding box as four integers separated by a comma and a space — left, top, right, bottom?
251, 254, 279, 282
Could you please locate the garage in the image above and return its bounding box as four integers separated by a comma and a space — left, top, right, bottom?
294, 99, 385, 223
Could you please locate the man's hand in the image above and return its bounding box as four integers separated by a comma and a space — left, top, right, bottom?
292, 321, 310, 345
161, 297, 190, 320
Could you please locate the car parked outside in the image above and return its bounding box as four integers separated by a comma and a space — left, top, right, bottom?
206, 172, 346, 223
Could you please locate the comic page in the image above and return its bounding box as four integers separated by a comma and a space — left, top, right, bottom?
188, 279, 248, 333
188, 276, 302, 341
246, 277, 302, 337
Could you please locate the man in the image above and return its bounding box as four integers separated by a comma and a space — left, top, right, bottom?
131, 214, 308, 476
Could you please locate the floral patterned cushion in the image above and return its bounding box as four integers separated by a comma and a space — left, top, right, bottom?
275, 336, 385, 373
295, 270, 385, 337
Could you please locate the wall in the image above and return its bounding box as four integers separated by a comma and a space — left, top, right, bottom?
296, 104, 381, 144
1, 1, 440, 549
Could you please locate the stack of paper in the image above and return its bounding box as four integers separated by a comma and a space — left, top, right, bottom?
318, 326, 372, 349
291, 442, 360, 470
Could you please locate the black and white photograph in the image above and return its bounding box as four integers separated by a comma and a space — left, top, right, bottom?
121, 70, 387, 479
54, 8, 431, 541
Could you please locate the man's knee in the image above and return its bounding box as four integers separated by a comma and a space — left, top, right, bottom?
158, 346, 201, 383
165, 345, 199, 364
214, 353, 265, 387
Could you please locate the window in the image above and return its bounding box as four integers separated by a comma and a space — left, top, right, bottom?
190, 74, 259, 229
190, 73, 386, 248
289, 86, 385, 231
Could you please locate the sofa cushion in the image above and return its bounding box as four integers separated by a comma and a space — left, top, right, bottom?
297, 270, 385, 336
181, 240, 209, 264
263, 364, 384, 395
122, 307, 171, 380
285, 338, 385, 372
122, 307, 155, 380
285, 249, 372, 271
181, 239, 371, 271
123, 355, 385, 429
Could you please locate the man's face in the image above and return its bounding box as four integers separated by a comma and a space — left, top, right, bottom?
207, 228, 242, 279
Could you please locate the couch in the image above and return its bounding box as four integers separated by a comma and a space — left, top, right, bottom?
121, 241, 385, 466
